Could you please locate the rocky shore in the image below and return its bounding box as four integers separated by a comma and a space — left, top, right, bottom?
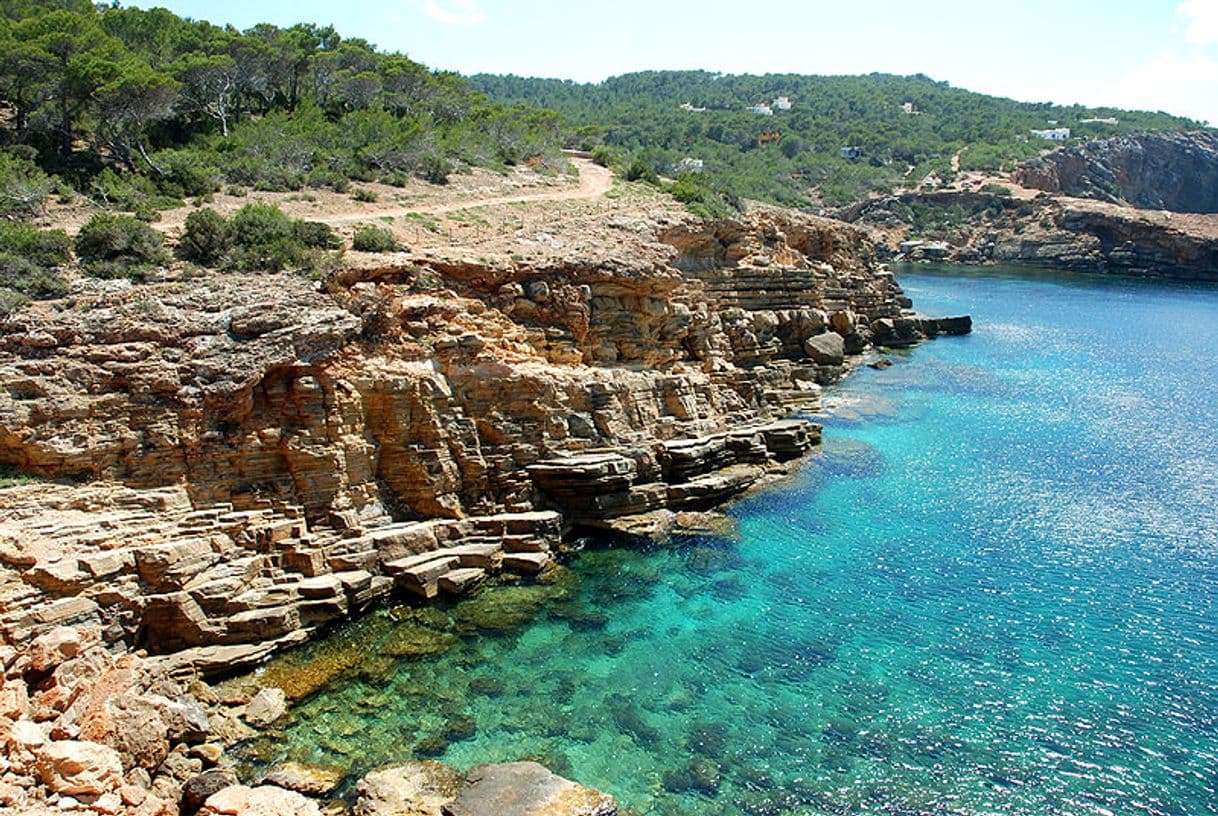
0, 201, 968, 814
840, 131, 1218, 281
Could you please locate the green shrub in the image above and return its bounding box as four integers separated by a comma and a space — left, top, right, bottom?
153, 150, 222, 199
0, 287, 30, 316
0, 222, 72, 301
292, 220, 341, 249
0, 222, 72, 267
75, 213, 165, 279
625, 159, 658, 184
589, 145, 617, 168
0, 254, 68, 299
419, 155, 452, 185
981, 183, 1013, 196
352, 187, 378, 203
352, 224, 399, 253
222, 202, 341, 273
330, 176, 352, 194
177, 208, 229, 266
0, 151, 55, 219
90, 168, 181, 213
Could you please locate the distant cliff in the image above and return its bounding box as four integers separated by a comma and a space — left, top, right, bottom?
1014, 131, 1218, 214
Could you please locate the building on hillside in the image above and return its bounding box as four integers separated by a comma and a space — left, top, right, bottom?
749, 103, 774, 116
773, 96, 792, 110
840, 146, 863, 160
679, 102, 707, 112
1081, 117, 1119, 125
1031, 128, 1071, 141
901, 101, 920, 115
676, 157, 705, 174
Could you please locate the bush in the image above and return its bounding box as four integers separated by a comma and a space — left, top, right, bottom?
0, 151, 55, 219
223, 202, 342, 273
75, 213, 165, 278
352, 224, 399, 253
625, 159, 658, 184
0, 222, 72, 301
589, 145, 617, 168
0, 222, 72, 267
292, 220, 341, 249
0, 254, 68, 299
0, 287, 29, 317
177, 208, 229, 266
154, 150, 222, 199
352, 187, 378, 203
90, 168, 181, 213
981, 183, 1013, 196
419, 155, 452, 185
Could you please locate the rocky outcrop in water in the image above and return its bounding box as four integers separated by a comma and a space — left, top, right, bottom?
1013, 131, 1218, 213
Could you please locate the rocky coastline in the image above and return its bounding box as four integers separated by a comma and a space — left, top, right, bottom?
0, 203, 969, 815
839, 131, 1218, 281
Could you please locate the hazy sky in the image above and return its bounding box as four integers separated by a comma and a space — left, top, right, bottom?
127, 0, 1218, 125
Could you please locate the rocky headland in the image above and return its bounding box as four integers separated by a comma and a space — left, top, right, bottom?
0, 168, 968, 814
840, 130, 1218, 280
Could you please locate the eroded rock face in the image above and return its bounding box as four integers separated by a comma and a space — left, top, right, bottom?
1014, 131, 1218, 213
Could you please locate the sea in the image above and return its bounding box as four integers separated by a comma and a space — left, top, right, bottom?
244, 265, 1218, 816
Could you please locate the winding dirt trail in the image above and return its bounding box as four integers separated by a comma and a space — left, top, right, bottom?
322, 156, 614, 227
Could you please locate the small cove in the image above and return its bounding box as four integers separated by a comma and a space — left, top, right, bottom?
240, 265, 1218, 815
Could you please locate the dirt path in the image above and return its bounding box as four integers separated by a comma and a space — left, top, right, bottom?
323, 157, 614, 227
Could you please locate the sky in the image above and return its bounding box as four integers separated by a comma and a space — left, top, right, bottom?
126, 0, 1218, 125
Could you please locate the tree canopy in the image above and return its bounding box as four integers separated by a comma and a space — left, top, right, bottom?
472, 70, 1203, 208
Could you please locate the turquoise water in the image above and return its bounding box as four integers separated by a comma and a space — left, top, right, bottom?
251, 266, 1218, 815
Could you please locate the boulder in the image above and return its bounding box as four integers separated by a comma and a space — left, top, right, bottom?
181, 770, 239, 816
354, 761, 465, 816
28, 625, 96, 672
265, 761, 346, 796
37, 739, 124, 796
803, 332, 845, 366
441, 762, 616, 816
870, 317, 922, 348
200, 784, 322, 816
242, 688, 286, 727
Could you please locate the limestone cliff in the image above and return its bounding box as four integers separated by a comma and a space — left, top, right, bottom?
0, 206, 962, 682
1013, 130, 1218, 213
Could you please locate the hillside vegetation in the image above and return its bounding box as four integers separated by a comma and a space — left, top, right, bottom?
472, 70, 1202, 211
0, 0, 565, 221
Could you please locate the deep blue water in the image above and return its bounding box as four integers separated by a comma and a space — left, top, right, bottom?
251, 266, 1218, 815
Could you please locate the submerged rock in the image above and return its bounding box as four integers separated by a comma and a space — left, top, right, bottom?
661, 756, 722, 796
265, 761, 347, 796
442, 762, 616, 816
354, 760, 464, 816
243, 688, 287, 727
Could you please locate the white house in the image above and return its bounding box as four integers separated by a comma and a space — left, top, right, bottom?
901, 101, 919, 115
749, 103, 774, 116
773, 96, 792, 111
679, 102, 707, 113
1081, 117, 1118, 125
1031, 128, 1071, 141
676, 158, 705, 174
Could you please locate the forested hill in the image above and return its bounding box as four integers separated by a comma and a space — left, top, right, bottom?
0, 1, 564, 219
471, 70, 1202, 208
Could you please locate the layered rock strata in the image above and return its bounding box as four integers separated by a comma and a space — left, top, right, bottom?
0, 207, 967, 813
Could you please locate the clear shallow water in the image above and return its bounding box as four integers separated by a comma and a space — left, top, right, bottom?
247, 266, 1218, 815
